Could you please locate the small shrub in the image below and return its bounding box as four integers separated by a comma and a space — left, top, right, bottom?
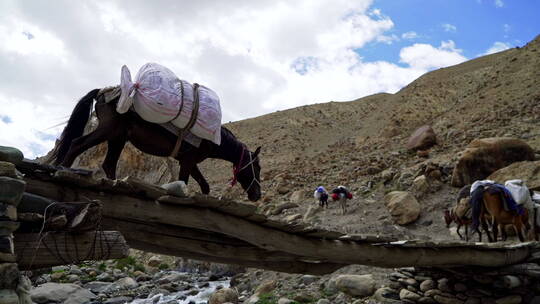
158, 263, 170, 270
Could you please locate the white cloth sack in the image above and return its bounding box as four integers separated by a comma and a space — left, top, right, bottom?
504, 179, 533, 206
118, 63, 222, 145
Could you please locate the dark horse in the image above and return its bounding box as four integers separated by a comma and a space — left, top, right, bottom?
49, 89, 262, 201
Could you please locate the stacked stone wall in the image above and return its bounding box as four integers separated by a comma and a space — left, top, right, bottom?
0, 147, 32, 304
378, 266, 540, 304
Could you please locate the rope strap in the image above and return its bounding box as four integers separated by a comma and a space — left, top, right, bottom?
170, 83, 200, 158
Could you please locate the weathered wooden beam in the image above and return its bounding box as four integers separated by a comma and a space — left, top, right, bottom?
14, 231, 128, 270
102, 218, 321, 263
128, 238, 346, 275
23, 177, 533, 269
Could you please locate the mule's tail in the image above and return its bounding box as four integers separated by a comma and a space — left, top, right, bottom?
48, 89, 100, 165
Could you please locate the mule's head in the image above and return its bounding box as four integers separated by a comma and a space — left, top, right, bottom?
237, 146, 262, 201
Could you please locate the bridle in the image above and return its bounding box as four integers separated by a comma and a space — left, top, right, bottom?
230, 146, 260, 194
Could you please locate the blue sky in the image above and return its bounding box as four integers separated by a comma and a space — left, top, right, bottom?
361, 0, 540, 63
0, 0, 538, 158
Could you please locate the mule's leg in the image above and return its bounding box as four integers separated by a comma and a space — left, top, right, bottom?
456, 223, 463, 240
178, 162, 193, 186
514, 220, 525, 242
481, 217, 493, 242
102, 137, 127, 179
189, 165, 210, 195
61, 127, 114, 167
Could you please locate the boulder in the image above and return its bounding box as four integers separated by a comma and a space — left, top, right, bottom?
406, 125, 437, 151
0, 177, 26, 206
290, 190, 307, 203
384, 191, 421, 225
147, 255, 163, 267
31, 283, 96, 304
451, 138, 535, 187
334, 274, 376, 297
0, 146, 23, 165
209, 288, 239, 304
246, 280, 276, 304
488, 160, 540, 190
411, 175, 429, 197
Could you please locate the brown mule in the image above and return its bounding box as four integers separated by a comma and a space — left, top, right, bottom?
482, 187, 531, 242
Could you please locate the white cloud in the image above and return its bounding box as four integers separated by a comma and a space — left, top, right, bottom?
442, 23, 457, 32
494, 0, 504, 7
402, 31, 419, 39
399, 40, 467, 70
0, 0, 464, 158
376, 34, 399, 44
482, 41, 511, 55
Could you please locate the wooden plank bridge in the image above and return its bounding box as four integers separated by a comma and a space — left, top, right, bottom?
13, 160, 540, 275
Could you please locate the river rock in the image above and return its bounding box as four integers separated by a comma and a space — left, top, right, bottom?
384, 191, 421, 225
105, 277, 138, 292
451, 138, 535, 187
420, 279, 436, 292
0, 146, 23, 165
105, 296, 134, 304
158, 272, 189, 284
31, 283, 96, 304
83, 281, 112, 294
373, 287, 400, 303
301, 275, 319, 285
316, 300, 330, 304
433, 295, 463, 304
334, 274, 376, 297
399, 289, 421, 301
278, 298, 295, 304
406, 125, 437, 151
209, 288, 239, 304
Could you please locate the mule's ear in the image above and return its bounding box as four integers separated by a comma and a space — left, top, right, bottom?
253, 146, 262, 157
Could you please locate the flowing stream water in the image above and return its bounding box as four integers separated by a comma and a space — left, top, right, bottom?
129, 272, 231, 304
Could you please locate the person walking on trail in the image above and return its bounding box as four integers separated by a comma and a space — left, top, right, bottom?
331, 185, 353, 215
314, 186, 329, 208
